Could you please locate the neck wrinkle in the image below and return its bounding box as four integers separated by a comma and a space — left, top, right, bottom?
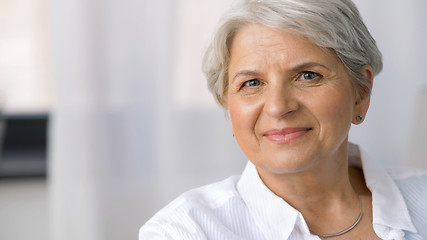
256, 144, 358, 218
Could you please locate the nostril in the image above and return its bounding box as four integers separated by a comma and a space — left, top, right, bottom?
264, 94, 300, 119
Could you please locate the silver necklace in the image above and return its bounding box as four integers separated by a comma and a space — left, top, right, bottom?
310, 193, 363, 238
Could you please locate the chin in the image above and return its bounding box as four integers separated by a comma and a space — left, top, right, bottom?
252, 152, 320, 175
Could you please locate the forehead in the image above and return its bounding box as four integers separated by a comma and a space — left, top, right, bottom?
229, 24, 339, 70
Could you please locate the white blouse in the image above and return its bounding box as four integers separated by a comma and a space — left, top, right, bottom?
140, 151, 427, 240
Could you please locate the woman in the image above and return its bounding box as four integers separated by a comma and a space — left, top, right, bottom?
140, 0, 427, 239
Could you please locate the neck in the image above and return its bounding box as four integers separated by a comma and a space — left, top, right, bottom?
256, 142, 360, 229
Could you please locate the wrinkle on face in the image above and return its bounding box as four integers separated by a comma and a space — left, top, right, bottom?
227, 24, 358, 175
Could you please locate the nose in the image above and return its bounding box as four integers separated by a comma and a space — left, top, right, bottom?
263, 83, 299, 119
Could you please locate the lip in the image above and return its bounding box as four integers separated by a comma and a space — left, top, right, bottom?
263, 128, 312, 144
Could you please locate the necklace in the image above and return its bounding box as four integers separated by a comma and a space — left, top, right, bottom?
310, 193, 363, 238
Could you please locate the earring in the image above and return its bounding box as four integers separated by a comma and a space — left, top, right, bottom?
356, 115, 363, 122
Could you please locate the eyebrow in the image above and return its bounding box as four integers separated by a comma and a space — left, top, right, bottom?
231, 70, 261, 83
290, 62, 331, 72
231, 62, 331, 83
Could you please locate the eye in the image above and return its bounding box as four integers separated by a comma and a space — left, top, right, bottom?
243, 79, 262, 87
300, 71, 321, 81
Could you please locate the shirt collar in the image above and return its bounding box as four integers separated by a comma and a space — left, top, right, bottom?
360, 149, 417, 234
236, 148, 418, 239
237, 162, 309, 239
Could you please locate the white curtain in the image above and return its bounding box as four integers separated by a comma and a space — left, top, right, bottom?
49, 1, 243, 240
349, 0, 427, 166
50, 1, 176, 239
49, 0, 427, 240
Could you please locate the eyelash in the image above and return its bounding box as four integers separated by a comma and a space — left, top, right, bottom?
239, 71, 322, 90
299, 71, 322, 81
242, 79, 262, 88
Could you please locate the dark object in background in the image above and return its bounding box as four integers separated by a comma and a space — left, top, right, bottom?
0, 114, 48, 178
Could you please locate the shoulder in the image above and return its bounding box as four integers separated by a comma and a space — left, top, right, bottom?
387, 166, 427, 181
139, 175, 245, 239
386, 166, 427, 201
387, 167, 427, 237
386, 166, 427, 197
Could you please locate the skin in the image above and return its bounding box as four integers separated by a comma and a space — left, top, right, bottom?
226, 24, 380, 239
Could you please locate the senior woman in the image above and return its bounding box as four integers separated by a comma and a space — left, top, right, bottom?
140, 0, 427, 239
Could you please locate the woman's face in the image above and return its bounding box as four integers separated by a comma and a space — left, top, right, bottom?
227, 24, 370, 175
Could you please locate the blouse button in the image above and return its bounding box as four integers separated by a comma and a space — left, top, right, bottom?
389, 230, 405, 240
396, 230, 405, 237
376, 225, 387, 232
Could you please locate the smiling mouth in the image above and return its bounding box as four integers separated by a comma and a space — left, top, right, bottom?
263, 128, 312, 144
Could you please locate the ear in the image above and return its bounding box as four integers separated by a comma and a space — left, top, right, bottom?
352, 65, 373, 125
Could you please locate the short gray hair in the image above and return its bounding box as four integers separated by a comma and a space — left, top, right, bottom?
202, 0, 383, 109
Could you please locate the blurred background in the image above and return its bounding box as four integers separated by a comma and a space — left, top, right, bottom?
0, 0, 426, 239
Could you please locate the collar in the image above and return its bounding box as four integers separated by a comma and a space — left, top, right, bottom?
236, 148, 417, 239
360, 149, 417, 235
237, 162, 310, 239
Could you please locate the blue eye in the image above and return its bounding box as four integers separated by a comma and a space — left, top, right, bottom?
243, 79, 261, 87
301, 71, 319, 80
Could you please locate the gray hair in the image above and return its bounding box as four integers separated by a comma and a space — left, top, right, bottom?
202, 0, 383, 109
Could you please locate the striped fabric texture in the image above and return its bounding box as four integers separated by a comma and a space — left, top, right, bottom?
140, 152, 427, 240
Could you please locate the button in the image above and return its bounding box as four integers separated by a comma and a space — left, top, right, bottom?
394, 230, 405, 238
389, 230, 405, 240
397, 230, 405, 237
376, 225, 387, 232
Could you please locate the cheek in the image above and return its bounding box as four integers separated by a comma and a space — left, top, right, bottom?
228, 96, 262, 136
312, 89, 355, 133
228, 97, 265, 161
